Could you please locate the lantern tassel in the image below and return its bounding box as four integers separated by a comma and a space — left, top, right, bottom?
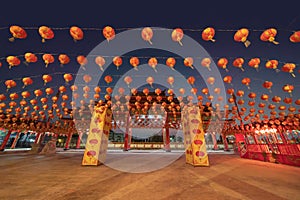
8, 37, 15, 42
178, 40, 183, 46
244, 40, 251, 47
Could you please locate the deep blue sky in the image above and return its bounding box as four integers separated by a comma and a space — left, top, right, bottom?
0, 1, 299, 122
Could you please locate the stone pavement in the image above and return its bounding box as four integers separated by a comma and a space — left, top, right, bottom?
0, 151, 299, 200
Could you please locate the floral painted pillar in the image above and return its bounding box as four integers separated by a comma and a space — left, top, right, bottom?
182, 105, 209, 166
82, 105, 112, 166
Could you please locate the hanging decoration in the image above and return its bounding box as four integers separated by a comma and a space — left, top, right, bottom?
141, 27, 153, 44
171, 28, 184, 46
9, 25, 27, 42
69, 26, 84, 42
234, 28, 251, 47
38, 26, 54, 43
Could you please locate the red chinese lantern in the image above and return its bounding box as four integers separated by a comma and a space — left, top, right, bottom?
166, 57, 176, 70
9, 25, 27, 42
42, 74, 52, 85
63, 73, 73, 84
237, 99, 244, 105
178, 88, 185, 95
94, 86, 101, 94
102, 26, 115, 42
295, 99, 300, 105
58, 54, 70, 66
248, 58, 260, 71
24, 53, 38, 65
45, 88, 54, 96
202, 88, 209, 96
9, 93, 18, 100
34, 89, 43, 98
289, 31, 300, 43
124, 76, 132, 87
106, 87, 113, 94
69, 26, 84, 42
214, 87, 221, 94
83, 86, 90, 93
59, 86, 66, 93
40, 97, 48, 104
282, 84, 294, 96
206, 76, 215, 85
236, 90, 244, 97
42, 54, 54, 68
5, 80, 17, 91
104, 75, 113, 84
95, 56, 106, 71
191, 88, 198, 95
262, 81, 273, 93
38, 26, 54, 42
260, 28, 279, 44
83, 74, 92, 84
202, 27, 215, 42
281, 63, 296, 77
261, 94, 269, 101
272, 96, 281, 103
248, 92, 256, 99
233, 58, 245, 71
184, 57, 194, 69
22, 77, 33, 88
148, 57, 158, 72
6, 56, 21, 69
223, 76, 232, 84
167, 76, 174, 87
187, 76, 195, 85
0, 94, 6, 102
217, 58, 229, 72
234, 28, 251, 47
283, 97, 292, 104
141, 27, 153, 44
77, 55, 88, 70
265, 59, 279, 72
146, 76, 154, 87
70, 85, 78, 92
241, 77, 251, 89
201, 58, 211, 71
171, 28, 184, 46
113, 56, 122, 70
143, 88, 150, 96
129, 57, 140, 70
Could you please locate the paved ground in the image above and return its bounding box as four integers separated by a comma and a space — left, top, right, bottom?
0, 151, 299, 200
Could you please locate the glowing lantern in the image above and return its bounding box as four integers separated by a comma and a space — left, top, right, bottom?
184, 57, 194, 69
201, 58, 211, 71
0, 94, 6, 102
6, 56, 21, 69
93, 86, 101, 94
40, 97, 48, 104
129, 57, 140, 70
289, 31, 300, 43
102, 26, 115, 42
233, 58, 245, 71
248, 101, 255, 107
22, 77, 33, 88
106, 87, 113, 94
42, 74, 52, 85
248, 58, 260, 71
62, 95, 68, 101
166, 57, 176, 70
38, 26, 54, 42
187, 76, 195, 85
63, 73, 73, 84
206, 77, 215, 85
278, 105, 286, 111
234, 28, 251, 47
148, 57, 158, 72
260, 28, 279, 44
124, 76, 132, 87
191, 88, 198, 95
202, 88, 209, 96
42, 54, 54, 68
45, 88, 54, 96
146, 76, 154, 87
5, 80, 17, 91
265, 59, 279, 72
262, 81, 273, 93
214, 88, 221, 94
248, 92, 256, 99
58, 54, 70, 66
171, 28, 184, 46
9, 93, 18, 100
9, 25, 27, 41
201, 27, 215, 42
223, 76, 232, 84
34, 89, 43, 98
83, 86, 90, 93
167, 76, 174, 87
143, 88, 150, 96
141, 27, 153, 44
9, 101, 17, 108
95, 56, 105, 71
70, 85, 78, 92
241, 77, 251, 89
77, 55, 88, 70
178, 88, 185, 95
217, 58, 229, 72
20, 99, 27, 107
69, 26, 84, 42
272, 96, 281, 103
113, 56, 122, 70
24, 53, 38, 65
237, 99, 244, 105
282, 84, 294, 96
258, 103, 265, 108
131, 88, 138, 95
281, 63, 296, 77
104, 75, 113, 85
236, 90, 244, 97
283, 97, 292, 104
59, 86, 66, 93
261, 94, 269, 101
83, 74, 92, 84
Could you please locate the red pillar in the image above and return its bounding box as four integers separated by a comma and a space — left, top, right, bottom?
222, 133, 229, 151
64, 132, 72, 150
164, 127, 171, 152
211, 132, 218, 150
11, 130, 21, 149
34, 132, 41, 144
76, 132, 83, 149
123, 112, 130, 151
0, 130, 12, 151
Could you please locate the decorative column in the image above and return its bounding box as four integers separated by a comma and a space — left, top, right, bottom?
0, 129, 12, 151
76, 131, 83, 149
64, 131, 73, 150
11, 130, 21, 149
211, 132, 218, 150
123, 111, 130, 151
34, 132, 41, 144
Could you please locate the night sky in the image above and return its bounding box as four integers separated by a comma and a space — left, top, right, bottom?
0, 1, 299, 123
